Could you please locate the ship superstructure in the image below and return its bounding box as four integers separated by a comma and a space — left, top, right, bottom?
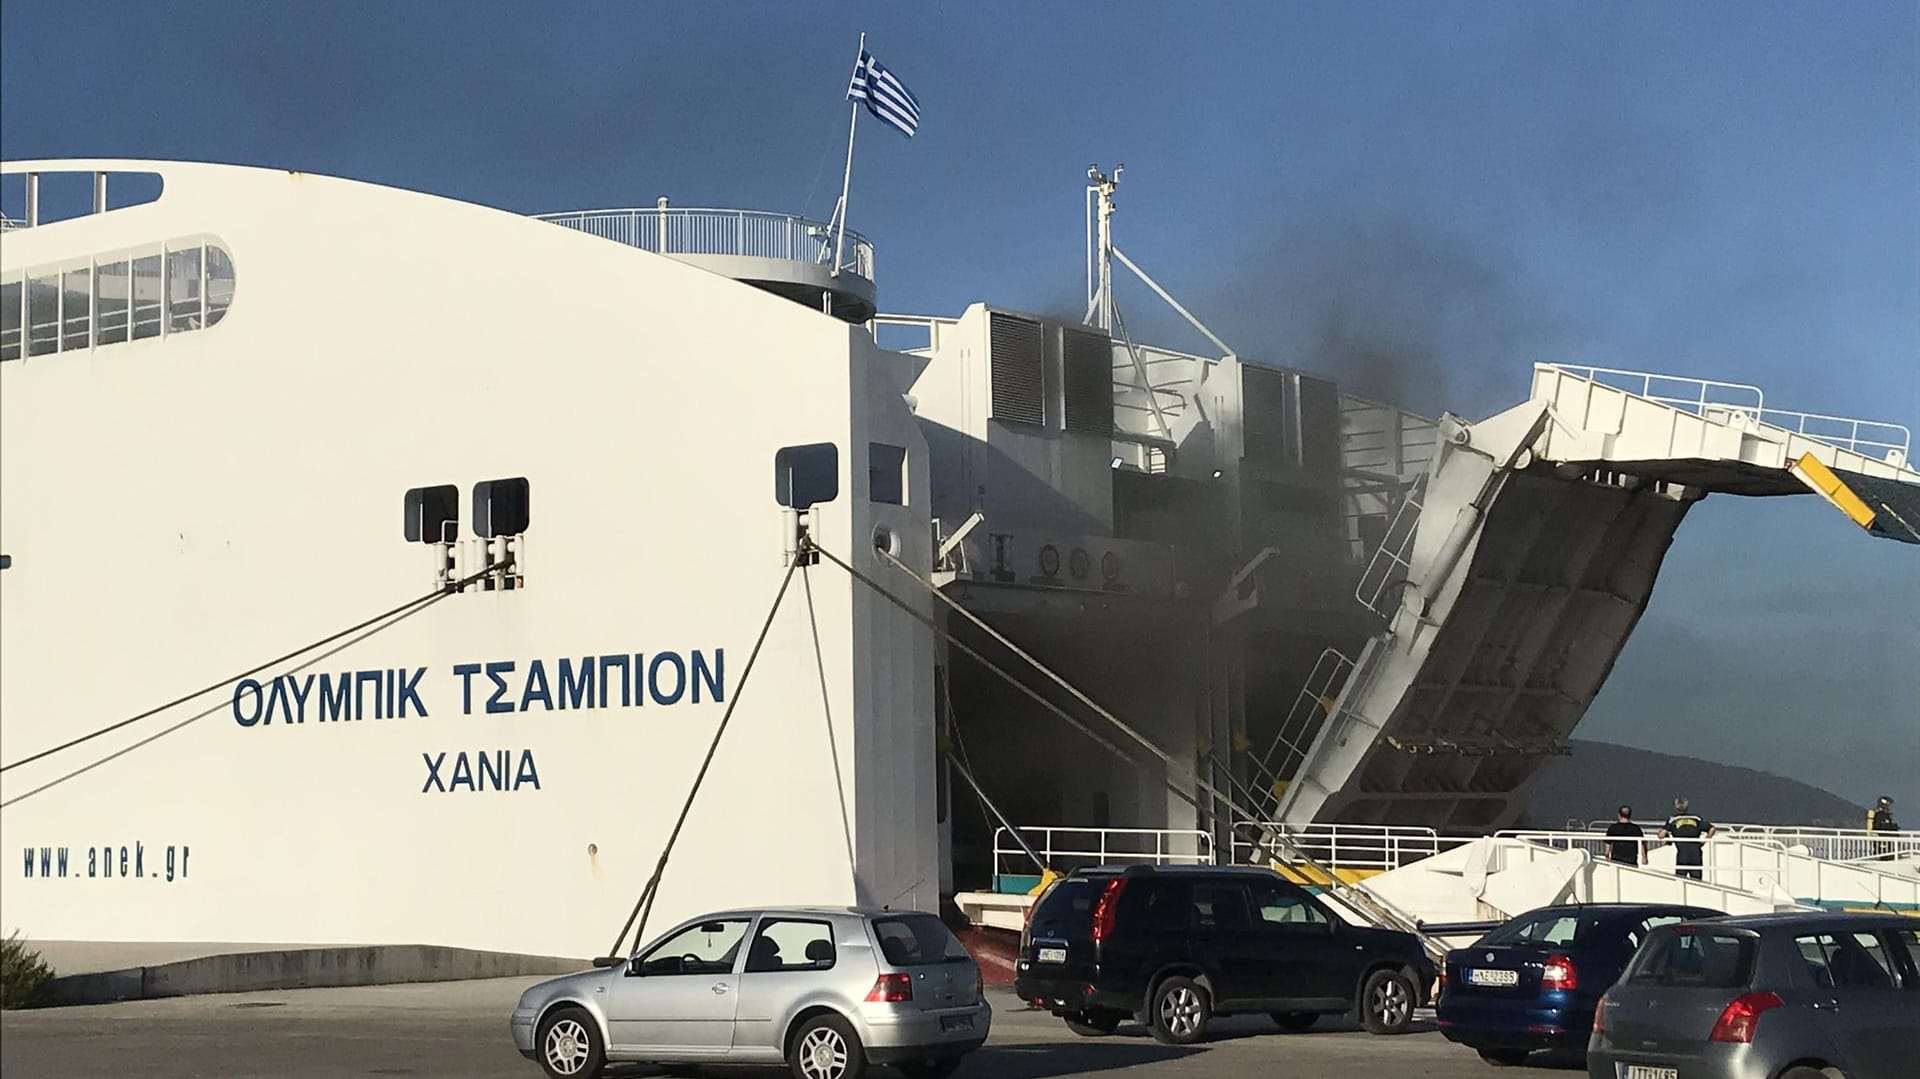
2, 160, 1913, 958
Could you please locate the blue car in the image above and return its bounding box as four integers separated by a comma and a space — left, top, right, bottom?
1437, 903, 1725, 1066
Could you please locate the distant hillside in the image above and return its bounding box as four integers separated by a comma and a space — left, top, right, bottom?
1524, 740, 1869, 830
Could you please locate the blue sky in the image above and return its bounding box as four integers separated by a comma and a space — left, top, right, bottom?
4, 2, 1915, 808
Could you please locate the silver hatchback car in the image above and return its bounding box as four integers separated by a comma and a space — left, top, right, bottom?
1588, 911, 1920, 1079
510, 907, 990, 1079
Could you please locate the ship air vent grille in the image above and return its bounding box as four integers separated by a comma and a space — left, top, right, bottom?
989, 312, 1045, 426
1061, 326, 1115, 437
1242, 365, 1292, 467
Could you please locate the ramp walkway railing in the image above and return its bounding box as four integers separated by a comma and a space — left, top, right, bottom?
1497, 829, 1920, 912
1720, 823, 1920, 866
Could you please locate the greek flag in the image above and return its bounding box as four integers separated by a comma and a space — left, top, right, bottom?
847, 50, 920, 137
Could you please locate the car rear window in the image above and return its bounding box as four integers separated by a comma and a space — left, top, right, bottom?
1028, 878, 1107, 936
872, 914, 970, 967
1626, 928, 1756, 988
1481, 911, 1594, 946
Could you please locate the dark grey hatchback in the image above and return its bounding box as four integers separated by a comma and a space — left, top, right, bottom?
1588, 911, 1920, 1079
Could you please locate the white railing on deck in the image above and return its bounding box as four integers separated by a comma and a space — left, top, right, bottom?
871, 313, 958, 356
1577, 822, 1919, 866
534, 207, 874, 280
1535, 363, 1912, 460
993, 826, 1213, 879
1756, 409, 1911, 460
1538, 364, 1766, 416
1235, 823, 1447, 873
1500, 829, 1919, 909
1721, 824, 1920, 865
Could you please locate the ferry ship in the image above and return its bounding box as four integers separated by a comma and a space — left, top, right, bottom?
3, 160, 1915, 962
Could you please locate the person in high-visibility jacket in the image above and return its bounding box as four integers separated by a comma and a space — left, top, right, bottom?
1658, 798, 1716, 881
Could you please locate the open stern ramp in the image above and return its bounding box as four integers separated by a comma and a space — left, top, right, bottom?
1272, 365, 1920, 833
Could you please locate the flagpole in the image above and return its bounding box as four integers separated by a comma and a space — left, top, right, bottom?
832, 31, 866, 277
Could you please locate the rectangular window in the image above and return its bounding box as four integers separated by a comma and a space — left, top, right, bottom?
473, 477, 530, 538
26, 274, 59, 356
131, 254, 163, 339
1795, 933, 1897, 991
637, 918, 752, 977
745, 919, 837, 973
1027, 878, 1104, 937
1249, 882, 1329, 927
95, 261, 130, 345
868, 443, 906, 505
870, 914, 970, 967
1130, 880, 1193, 933
1191, 883, 1252, 932
61, 267, 90, 351
205, 245, 234, 326
167, 246, 203, 333
1483, 911, 1585, 946
403, 485, 459, 543
1626, 929, 1756, 988
0, 278, 20, 361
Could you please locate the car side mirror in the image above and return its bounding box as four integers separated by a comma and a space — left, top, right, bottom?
627, 956, 646, 976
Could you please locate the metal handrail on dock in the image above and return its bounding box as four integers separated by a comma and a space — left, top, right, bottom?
991, 825, 1212, 886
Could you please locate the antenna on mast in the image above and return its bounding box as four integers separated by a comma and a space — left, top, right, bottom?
1084, 164, 1123, 331
1080, 162, 1237, 364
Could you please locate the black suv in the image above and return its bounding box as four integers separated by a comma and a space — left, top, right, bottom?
1013, 864, 1436, 1045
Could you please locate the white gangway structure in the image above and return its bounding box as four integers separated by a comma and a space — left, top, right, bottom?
960, 820, 1918, 959
1264, 363, 1917, 833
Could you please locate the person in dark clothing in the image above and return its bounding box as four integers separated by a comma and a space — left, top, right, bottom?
1604, 804, 1645, 866
1658, 797, 1716, 881
1869, 796, 1899, 859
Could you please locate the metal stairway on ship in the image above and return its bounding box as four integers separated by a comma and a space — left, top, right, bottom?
1257, 364, 1919, 837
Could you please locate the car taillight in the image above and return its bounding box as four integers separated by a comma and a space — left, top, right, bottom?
1709, 991, 1784, 1044
1592, 992, 1609, 1034
1089, 878, 1127, 944
865, 973, 913, 1003
1541, 954, 1578, 991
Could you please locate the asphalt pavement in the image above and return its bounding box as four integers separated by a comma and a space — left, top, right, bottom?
0, 979, 1586, 1079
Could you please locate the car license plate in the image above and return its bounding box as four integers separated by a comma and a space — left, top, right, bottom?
940, 1014, 974, 1032
1037, 947, 1067, 964
1622, 1067, 1677, 1079
1466, 968, 1518, 987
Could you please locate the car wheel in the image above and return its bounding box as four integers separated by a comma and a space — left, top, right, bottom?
1777, 1071, 1831, 1079
1270, 1011, 1317, 1032
789, 1012, 866, 1079
897, 1057, 965, 1079
1359, 968, 1416, 1035
1476, 1047, 1531, 1066
1063, 1009, 1123, 1036
1148, 975, 1211, 1045
535, 1006, 605, 1079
